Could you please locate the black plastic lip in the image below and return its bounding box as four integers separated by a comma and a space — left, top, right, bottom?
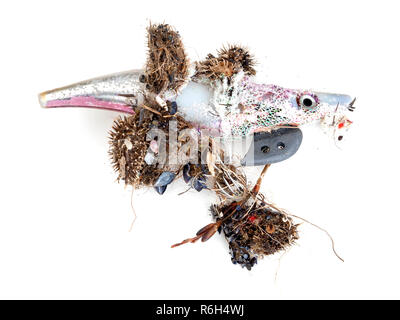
241, 128, 303, 166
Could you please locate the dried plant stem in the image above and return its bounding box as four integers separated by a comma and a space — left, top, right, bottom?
141, 104, 163, 116
263, 201, 344, 263
275, 247, 291, 283
252, 164, 271, 195
287, 213, 344, 263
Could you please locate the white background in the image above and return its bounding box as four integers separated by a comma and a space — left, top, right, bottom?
0, 0, 399, 299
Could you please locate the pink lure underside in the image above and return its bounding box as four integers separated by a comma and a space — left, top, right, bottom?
45, 96, 135, 114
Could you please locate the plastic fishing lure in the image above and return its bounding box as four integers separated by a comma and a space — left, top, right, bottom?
39, 23, 354, 269
39, 71, 355, 164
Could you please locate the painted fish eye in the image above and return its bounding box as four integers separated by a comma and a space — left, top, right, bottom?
298, 94, 318, 110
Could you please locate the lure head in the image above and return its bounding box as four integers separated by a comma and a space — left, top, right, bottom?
235, 78, 356, 143
292, 90, 356, 143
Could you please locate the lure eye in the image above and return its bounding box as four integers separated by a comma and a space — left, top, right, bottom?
299, 94, 317, 110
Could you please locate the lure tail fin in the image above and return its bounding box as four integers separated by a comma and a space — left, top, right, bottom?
38, 70, 144, 114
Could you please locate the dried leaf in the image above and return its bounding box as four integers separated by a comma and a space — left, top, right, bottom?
196, 223, 216, 236
201, 225, 218, 242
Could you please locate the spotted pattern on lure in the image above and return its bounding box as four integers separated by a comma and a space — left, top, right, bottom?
176, 73, 355, 141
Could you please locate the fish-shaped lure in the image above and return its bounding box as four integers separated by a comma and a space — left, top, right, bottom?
39, 24, 356, 164
38, 23, 352, 269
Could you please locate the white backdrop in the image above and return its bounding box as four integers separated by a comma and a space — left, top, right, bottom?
0, 0, 399, 299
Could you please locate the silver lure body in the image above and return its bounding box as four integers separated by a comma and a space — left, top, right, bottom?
39, 70, 355, 164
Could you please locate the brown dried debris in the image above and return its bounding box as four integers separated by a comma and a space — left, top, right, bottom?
172, 161, 298, 270
109, 105, 194, 188
211, 200, 299, 269
144, 23, 190, 95
109, 113, 151, 187
195, 45, 256, 81
171, 193, 299, 270
212, 161, 248, 201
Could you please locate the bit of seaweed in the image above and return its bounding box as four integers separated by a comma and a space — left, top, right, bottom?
109, 104, 193, 188
195, 45, 256, 80
144, 23, 190, 95
211, 201, 299, 270
108, 113, 151, 187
